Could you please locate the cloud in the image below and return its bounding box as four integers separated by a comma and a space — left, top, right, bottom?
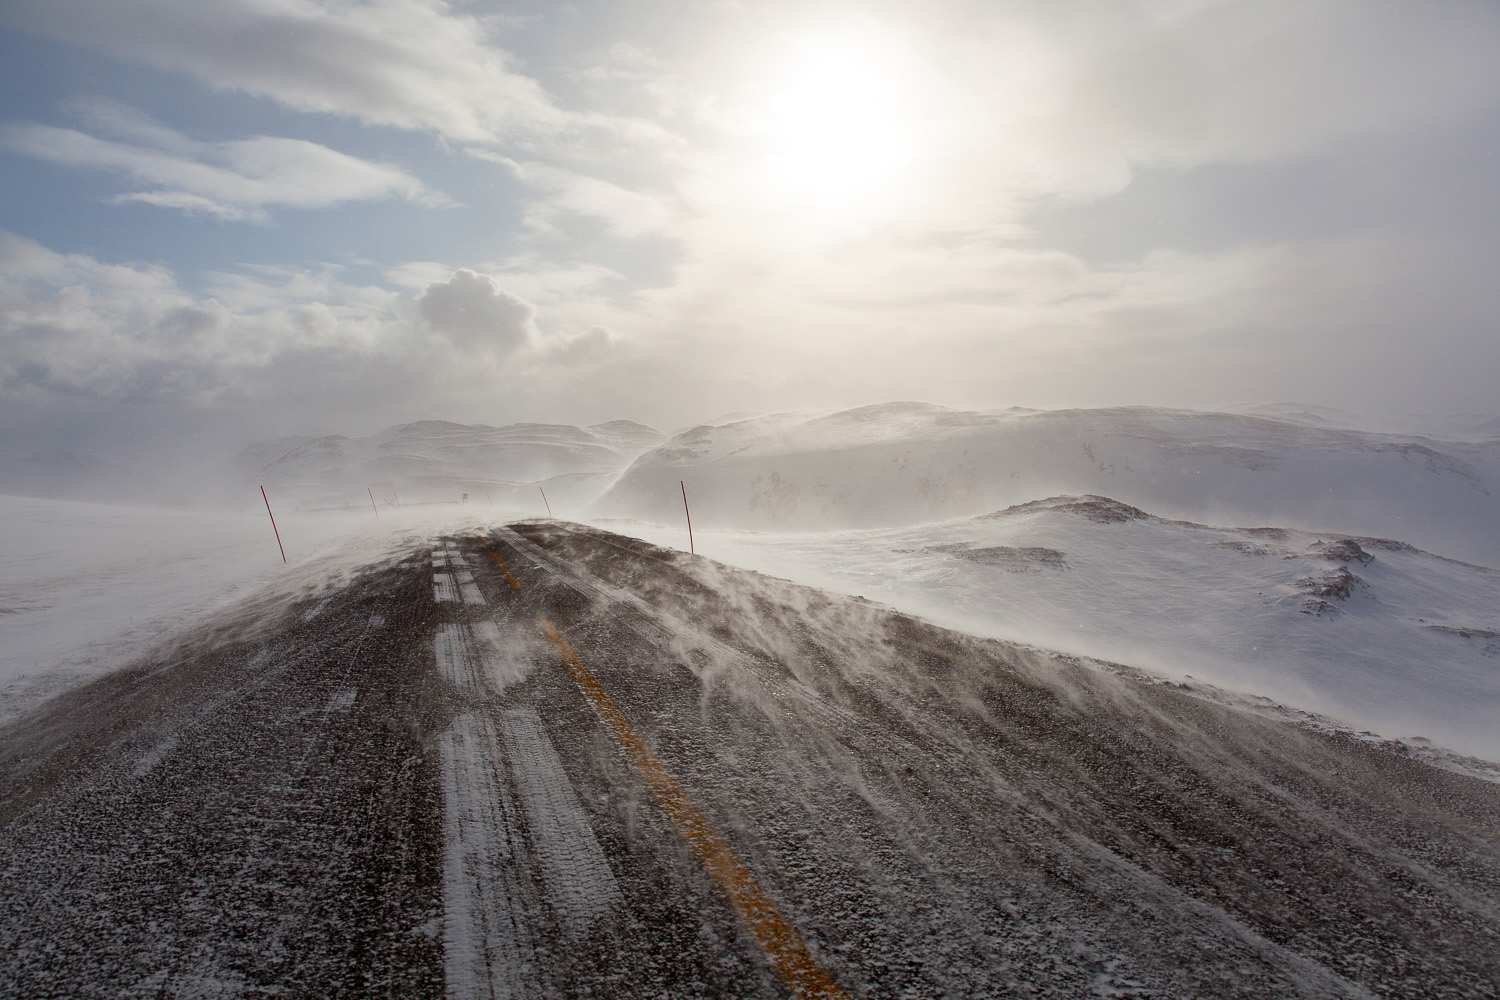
2, 117, 444, 221
537, 324, 614, 366
511, 162, 677, 239
0, 229, 372, 400
1, 0, 567, 146
0, 231, 646, 464
4, 1, 1500, 452
1039, 0, 1500, 176
417, 269, 536, 353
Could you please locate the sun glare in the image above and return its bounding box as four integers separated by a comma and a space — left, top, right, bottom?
762, 36, 918, 216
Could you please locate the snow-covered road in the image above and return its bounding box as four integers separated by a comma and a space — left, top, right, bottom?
2, 520, 1498, 997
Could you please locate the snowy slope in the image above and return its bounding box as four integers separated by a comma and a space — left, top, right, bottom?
594, 495, 1500, 761
595, 402, 1500, 568
0, 493, 526, 725
223, 418, 664, 511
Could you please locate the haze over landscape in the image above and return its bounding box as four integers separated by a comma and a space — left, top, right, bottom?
3, 0, 1500, 470
3, 3, 1500, 997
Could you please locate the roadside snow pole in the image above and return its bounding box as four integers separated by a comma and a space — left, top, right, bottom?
540, 486, 553, 518
368, 487, 379, 519
261, 485, 287, 563
681, 480, 695, 555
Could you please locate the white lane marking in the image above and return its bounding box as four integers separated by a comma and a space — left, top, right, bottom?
457, 569, 486, 606
133, 736, 178, 779
499, 708, 620, 931
301, 596, 334, 622
441, 711, 537, 999
434, 573, 459, 603
369, 614, 385, 628
324, 688, 357, 713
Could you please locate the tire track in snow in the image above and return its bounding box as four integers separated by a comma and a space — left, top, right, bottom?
440, 711, 537, 1000
498, 707, 620, 933
433, 622, 536, 699
435, 542, 615, 994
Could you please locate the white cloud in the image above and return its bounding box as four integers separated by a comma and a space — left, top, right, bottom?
1, 0, 566, 145
417, 269, 536, 354
0, 230, 391, 398
536, 324, 613, 366
503, 161, 677, 239
3, 118, 444, 221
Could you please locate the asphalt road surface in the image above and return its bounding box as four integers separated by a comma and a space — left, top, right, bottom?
2, 520, 1498, 999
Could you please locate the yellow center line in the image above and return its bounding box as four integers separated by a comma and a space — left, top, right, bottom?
488, 550, 522, 590
538, 618, 848, 1000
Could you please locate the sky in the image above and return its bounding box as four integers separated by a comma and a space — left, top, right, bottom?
2, 0, 1499, 463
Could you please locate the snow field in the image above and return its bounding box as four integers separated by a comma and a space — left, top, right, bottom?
0, 493, 525, 725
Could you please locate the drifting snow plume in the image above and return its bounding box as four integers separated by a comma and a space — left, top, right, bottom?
218, 418, 664, 511
593, 493, 1500, 760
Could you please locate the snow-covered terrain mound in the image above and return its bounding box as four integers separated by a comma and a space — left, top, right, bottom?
595, 402, 1500, 567
223, 418, 663, 511
602, 494, 1500, 761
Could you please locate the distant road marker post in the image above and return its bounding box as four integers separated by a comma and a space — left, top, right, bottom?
540, 486, 553, 518
368, 487, 379, 519
538, 619, 846, 999
681, 480, 695, 555
260, 485, 286, 563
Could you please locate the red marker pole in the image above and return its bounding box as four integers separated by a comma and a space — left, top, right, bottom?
681, 480, 694, 555
261, 485, 287, 563
540, 487, 553, 518
368, 487, 380, 519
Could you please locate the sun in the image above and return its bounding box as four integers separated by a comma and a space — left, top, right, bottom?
760, 35, 919, 216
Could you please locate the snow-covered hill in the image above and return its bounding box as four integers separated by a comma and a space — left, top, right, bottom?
222, 418, 664, 511
595, 402, 1500, 567
596, 493, 1500, 762
9, 401, 1500, 763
